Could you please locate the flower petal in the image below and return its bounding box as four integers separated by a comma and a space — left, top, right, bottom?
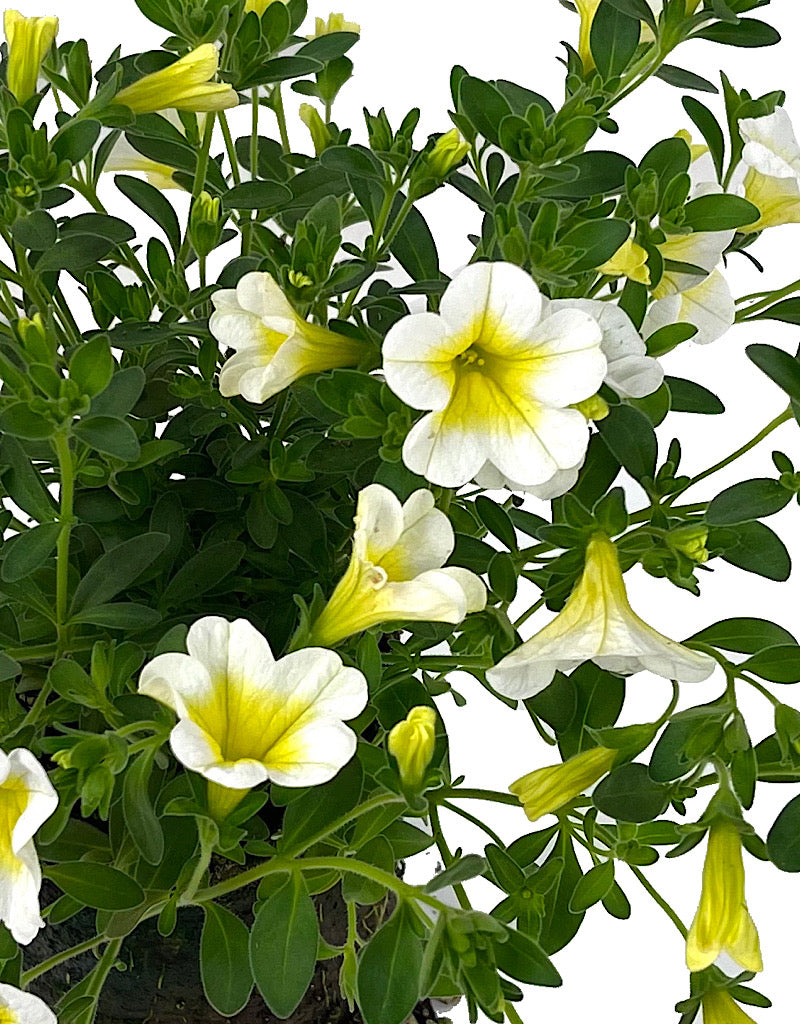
0, 983, 57, 1024
655, 229, 734, 297
236, 271, 296, 319
377, 489, 454, 579
138, 651, 214, 722
740, 108, 800, 179
382, 312, 458, 411
6, 749, 57, 854
644, 269, 734, 346
0, 840, 44, 945
402, 408, 489, 487
515, 309, 606, 407
353, 484, 405, 564
169, 718, 269, 789
263, 718, 358, 787
438, 262, 543, 342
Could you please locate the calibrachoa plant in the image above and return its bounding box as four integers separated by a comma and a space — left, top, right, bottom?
0, 1, 799, 1023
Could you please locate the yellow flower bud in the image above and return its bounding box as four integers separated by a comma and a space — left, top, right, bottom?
299, 102, 332, 156
115, 43, 238, 114
598, 237, 651, 285
669, 524, 709, 563
674, 128, 708, 164
573, 393, 610, 421
509, 747, 617, 822
309, 13, 360, 38
3, 9, 58, 104
574, 0, 601, 69
686, 818, 763, 974
701, 989, 759, 1024
427, 128, 470, 178
244, 0, 284, 14
388, 706, 437, 790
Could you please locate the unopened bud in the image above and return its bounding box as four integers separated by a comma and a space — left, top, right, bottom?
427, 128, 470, 178
573, 394, 609, 421
309, 12, 360, 38
299, 103, 332, 156
669, 524, 709, 563
388, 706, 437, 791
189, 190, 222, 259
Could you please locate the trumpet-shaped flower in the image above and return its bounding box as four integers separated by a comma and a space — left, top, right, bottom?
3, 10, 58, 104
382, 262, 606, 489
388, 706, 437, 790
510, 747, 617, 822
139, 617, 368, 818
486, 533, 715, 700
0, 748, 58, 945
103, 134, 180, 190
0, 984, 56, 1024
308, 484, 486, 647
741, 166, 800, 232
701, 988, 760, 1024
643, 268, 735, 347
686, 818, 763, 973
309, 13, 360, 37
115, 44, 238, 114
210, 271, 366, 403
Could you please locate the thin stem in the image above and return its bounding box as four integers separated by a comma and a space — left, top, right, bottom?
513, 596, 545, 630
504, 1002, 525, 1024
271, 85, 290, 154
54, 432, 75, 656
627, 864, 688, 939
444, 787, 520, 807
218, 111, 241, 185
429, 805, 471, 910
440, 800, 505, 847
180, 818, 216, 905
280, 793, 406, 858
739, 671, 782, 707
736, 274, 800, 319
21, 936, 105, 985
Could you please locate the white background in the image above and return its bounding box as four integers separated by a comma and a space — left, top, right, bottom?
10, 0, 800, 1021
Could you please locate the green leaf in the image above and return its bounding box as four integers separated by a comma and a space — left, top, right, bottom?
69, 336, 114, 398
665, 375, 724, 414
597, 404, 657, 483
72, 416, 140, 461
71, 532, 169, 613
10, 210, 58, 250
718, 520, 791, 581
320, 145, 384, 180
475, 495, 517, 550
279, 757, 363, 854
539, 831, 584, 953
45, 863, 145, 910
123, 749, 164, 866
706, 478, 792, 525
656, 65, 719, 94
423, 854, 487, 892
538, 151, 634, 198
0, 404, 54, 441
389, 199, 440, 282
687, 617, 796, 655
488, 551, 518, 603
160, 541, 246, 609
560, 218, 632, 271
590, 1, 640, 80
557, 663, 625, 759
1, 522, 61, 582
357, 904, 423, 1024
592, 763, 669, 822
89, 367, 146, 418
0, 654, 20, 682
767, 794, 800, 871
741, 645, 800, 683
603, 0, 657, 27
201, 903, 254, 1017
682, 97, 725, 178
70, 602, 162, 629
222, 180, 292, 211
297, 30, 359, 61
695, 18, 780, 47
115, 174, 182, 254
51, 119, 101, 165
0, 437, 57, 522
746, 343, 800, 402
568, 860, 615, 912
649, 707, 727, 782
748, 297, 800, 324
459, 76, 512, 147
250, 873, 318, 1019
682, 194, 760, 231
240, 55, 323, 88
493, 926, 561, 987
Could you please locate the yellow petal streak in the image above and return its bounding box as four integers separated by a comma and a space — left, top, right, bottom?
0, 780, 28, 873
686, 819, 762, 973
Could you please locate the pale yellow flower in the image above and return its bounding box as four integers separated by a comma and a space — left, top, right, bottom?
309, 13, 360, 38
209, 271, 366, 403
675, 128, 709, 164
701, 988, 759, 1024
686, 818, 763, 974
139, 617, 368, 819
388, 706, 437, 790
308, 484, 486, 648
103, 135, 180, 190
487, 533, 715, 700
575, 0, 601, 69
3, 9, 58, 103
510, 747, 617, 822
115, 44, 238, 114
741, 166, 800, 231
598, 237, 651, 285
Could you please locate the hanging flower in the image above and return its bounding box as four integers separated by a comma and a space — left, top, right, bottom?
139, 617, 368, 819
738, 109, 800, 230
510, 747, 617, 822
0, 984, 56, 1024
210, 271, 366, 403
308, 484, 486, 647
701, 988, 760, 1024
382, 261, 606, 489
3, 9, 58, 104
486, 533, 716, 700
115, 44, 238, 114
686, 817, 763, 974
388, 706, 438, 790
0, 748, 58, 945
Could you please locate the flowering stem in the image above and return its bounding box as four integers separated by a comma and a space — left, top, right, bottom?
666, 406, 793, 503
180, 818, 218, 905
504, 1003, 525, 1024
443, 787, 520, 807
283, 792, 407, 857
218, 111, 241, 185
513, 596, 546, 630
440, 800, 505, 847
736, 274, 800, 319
21, 936, 105, 985
627, 864, 688, 939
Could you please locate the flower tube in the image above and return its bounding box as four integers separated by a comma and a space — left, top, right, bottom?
510, 747, 617, 822
308, 484, 486, 647
487, 533, 715, 700
115, 44, 238, 114
3, 10, 58, 104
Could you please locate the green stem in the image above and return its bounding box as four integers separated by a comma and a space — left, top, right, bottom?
285, 793, 406, 858
513, 596, 545, 630
428, 805, 471, 910
504, 1002, 525, 1024
180, 818, 216, 905
668, 407, 793, 502
440, 800, 505, 847
739, 671, 782, 707
21, 936, 105, 985
627, 864, 688, 938
271, 85, 290, 154
218, 111, 241, 185
444, 787, 520, 807
81, 937, 123, 1002
736, 274, 800, 319
54, 432, 75, 656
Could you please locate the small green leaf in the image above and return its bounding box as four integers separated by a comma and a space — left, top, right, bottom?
656, 65, 719, 94
45, 863, 145, 910
767, 794, 800, 871
665, 375, 724, 414
115, 174, 182, 254
493, 925, 562, 987
718, 520, 791, 581
69, 337, 114, 398
687, 617, 796, 655
250, 873, 318, 1019
70, 603, 162, 629
424, 854, 487, 892
568, 860, 615, 912
1, 522, 61, 582
71, 532, 169, 613
695, 18, 780, 47
357, 904, 423, 1024
707, 478, 792, 525
747, 343, 800, 403
597, 404, 657, 483
72, 416, 140, 461
741, 645, 800, 684
122, 750, 165, 866
682, 194, 760, 231
590, 1, 640, 80
201, 903, 254, 1017
593, 763, 669, 822
222, 180, 292, 211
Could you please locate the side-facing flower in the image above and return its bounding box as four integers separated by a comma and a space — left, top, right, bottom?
0, 748, 58, 945
701, 988, 760, 1024
102, 135, 180, 190
739, 109, 800, 231
388, 706, 437, 790
0, 984, 56, 1024
139, 617, 368, 819
210, 271, 366, 403
309, 13, 360, 38
574, 0, 601, 68
486, 533, 716, 700
308, 484, 486, 647
115, 44, 238, 114
382, 262, 606, 489
3, 10, 58, 104
642, 268, 735, 347
686, 817, 762, 973
509, 747, 617, 822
